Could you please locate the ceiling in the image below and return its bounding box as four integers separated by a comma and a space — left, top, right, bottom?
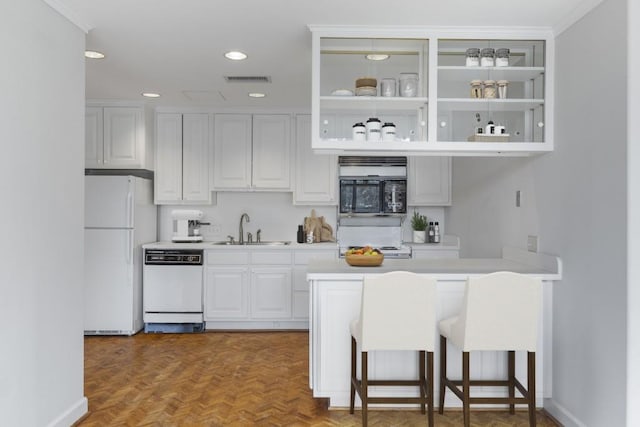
57, 0, 596, 109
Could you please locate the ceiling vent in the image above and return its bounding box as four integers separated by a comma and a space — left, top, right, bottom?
224, 76, 272, 83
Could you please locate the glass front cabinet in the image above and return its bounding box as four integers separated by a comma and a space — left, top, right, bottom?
310, 26, 553, 156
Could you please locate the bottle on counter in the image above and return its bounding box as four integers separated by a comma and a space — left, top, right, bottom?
433, 222, 441, 243
297, 225, 304, 243
428, 221, 435, 243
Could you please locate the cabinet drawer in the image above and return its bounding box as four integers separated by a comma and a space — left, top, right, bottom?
207, 251, 250, 265
251, 251, 292, 265
294, 250, 337, 265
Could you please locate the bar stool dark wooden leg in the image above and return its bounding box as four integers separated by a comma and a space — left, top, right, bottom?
419, 350, 426, 414
361, 351, 368, 427
508, 350, 515, 414
439, 335, 446, 414
462, 351, 470, 427
350, 337, 356, 414
528, 351, 537, 427
427, 351, 434, 427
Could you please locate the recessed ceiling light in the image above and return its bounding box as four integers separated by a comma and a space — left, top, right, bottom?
248, 92, 266, 98
142, 92, 161, 98
365, 53, 390, 61
225, 51, 248, 61
85, 50, 105, 59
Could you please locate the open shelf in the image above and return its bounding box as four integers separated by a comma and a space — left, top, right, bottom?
438, 66, 545, 82
437, 98, 544, 112
313, 139, 552, 156
320, 96, 428, 111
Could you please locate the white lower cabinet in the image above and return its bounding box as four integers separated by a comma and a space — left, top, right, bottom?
251, 268, 292, 319
205, 267, 249, 319
293, 249, 337, 320
203, 247, 336, 329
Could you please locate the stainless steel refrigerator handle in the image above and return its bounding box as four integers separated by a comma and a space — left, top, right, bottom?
126, 191, 134, 228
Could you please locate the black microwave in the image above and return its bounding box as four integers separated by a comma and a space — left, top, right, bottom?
338, 156, 408, 215
339, 178, 407, 215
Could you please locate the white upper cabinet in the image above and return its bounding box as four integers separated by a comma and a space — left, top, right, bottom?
252, 115, 291, 189
293, 115, 337, 205
155, 113, 212, 204
86, 106, 147, 168
407, 156, 451, 206
214, 114, 291, 191
309, 26, 553, 156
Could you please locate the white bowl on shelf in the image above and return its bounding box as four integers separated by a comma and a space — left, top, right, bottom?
331, 89, 354, 96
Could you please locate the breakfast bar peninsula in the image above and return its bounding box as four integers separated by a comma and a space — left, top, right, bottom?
306, 247, 562, 409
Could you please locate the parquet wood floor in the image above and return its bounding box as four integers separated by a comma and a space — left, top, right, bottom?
79, 331, 560, 426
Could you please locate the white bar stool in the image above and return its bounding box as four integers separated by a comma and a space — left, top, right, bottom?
438, 271, 542, 426
349, 271, 437, 427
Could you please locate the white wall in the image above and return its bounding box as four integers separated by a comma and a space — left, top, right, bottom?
158, 192, 445, 244
0, 1, 87, 426
445, 157, 539, 258
627, 0, 640, 424
446, 0, 628, 424
541, 0, 627, 424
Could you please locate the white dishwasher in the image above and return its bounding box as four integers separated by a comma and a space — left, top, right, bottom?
143, 248, 204, 333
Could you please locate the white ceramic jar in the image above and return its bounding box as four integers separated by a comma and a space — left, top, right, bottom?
352, 122, 366, 141
365, 118, 381, 141
382, 122, 396, 141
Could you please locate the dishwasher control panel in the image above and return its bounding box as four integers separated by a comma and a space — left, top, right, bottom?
144, 249, 203, 265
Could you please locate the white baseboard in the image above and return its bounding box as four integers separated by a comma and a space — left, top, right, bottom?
46, 396, 88, 427
544, 398, 586, 427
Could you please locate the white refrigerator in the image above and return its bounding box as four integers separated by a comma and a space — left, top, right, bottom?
84, 174, 157, 335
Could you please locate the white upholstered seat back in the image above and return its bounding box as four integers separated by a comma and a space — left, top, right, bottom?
450, 271, 542, 352
356, 271, 437, 352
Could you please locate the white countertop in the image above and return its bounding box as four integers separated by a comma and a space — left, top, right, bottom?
307, 247, 562, 281
143, 241, 339, 250
143, 239, 460, 251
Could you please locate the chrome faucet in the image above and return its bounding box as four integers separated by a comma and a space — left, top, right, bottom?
239, 213, 250, 244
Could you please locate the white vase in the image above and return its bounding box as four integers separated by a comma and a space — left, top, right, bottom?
413, 230, 426, 243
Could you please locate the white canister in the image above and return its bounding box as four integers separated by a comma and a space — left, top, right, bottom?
380, 78, 396, 97
382, 122, 396, 141
399, 73, 418, 97
366, 118, 382, 141
352, 122, 366, 141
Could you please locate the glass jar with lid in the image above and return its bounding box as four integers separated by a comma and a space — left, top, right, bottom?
399, 73, 418, 97
480, 48, 495, 67
483, 80, 497, 99
495, 48, 510, 67
465, 48, 480, 67
470, 80, 483, 98
380, 78, 396, 97
497, 80, 509, 99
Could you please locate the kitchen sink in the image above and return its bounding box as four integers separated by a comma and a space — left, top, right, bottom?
210, 241, 291, 246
